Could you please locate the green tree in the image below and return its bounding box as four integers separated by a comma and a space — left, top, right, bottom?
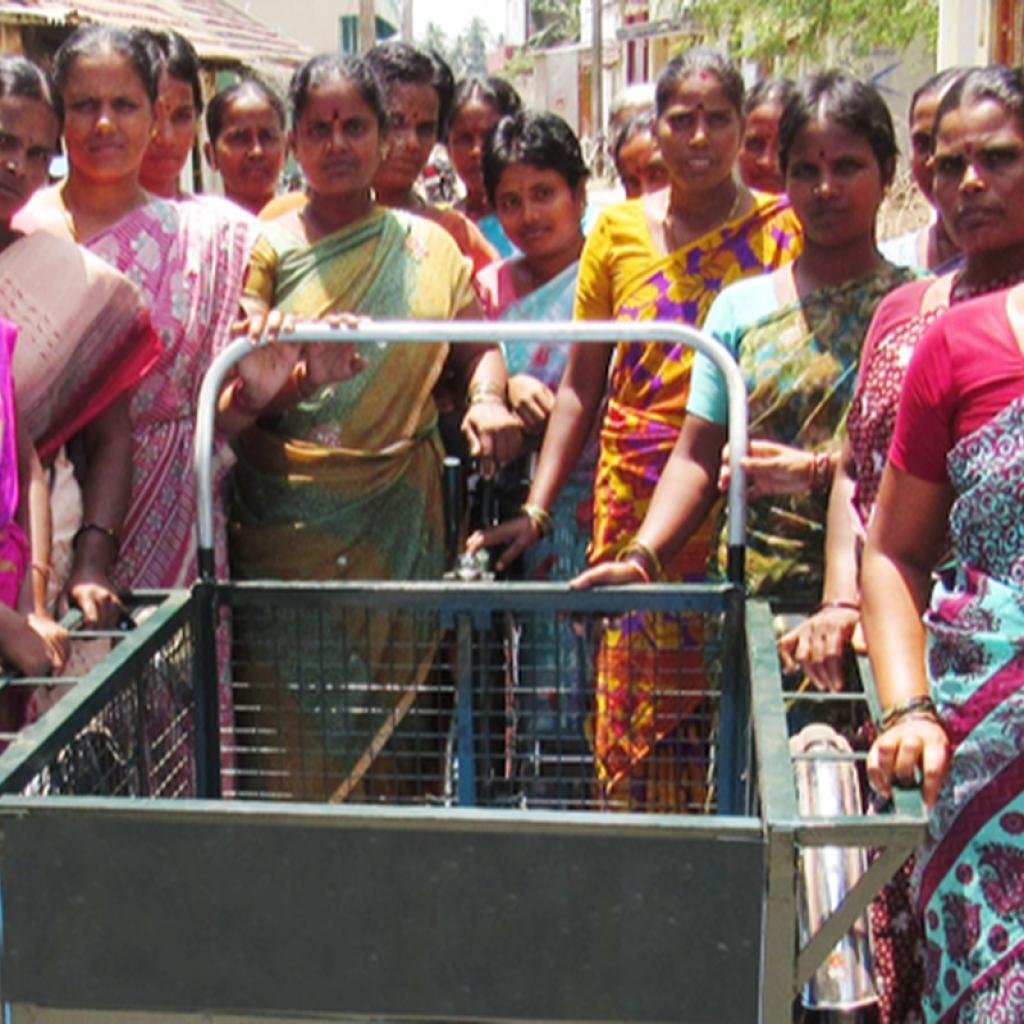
678, 0, 938, 70
529, 0, 581, 46
422, 20, 451, 60
461, 16, 490, 76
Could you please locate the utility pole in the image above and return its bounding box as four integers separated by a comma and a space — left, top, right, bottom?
359, 0, 376, 53
591, 0, 605, 177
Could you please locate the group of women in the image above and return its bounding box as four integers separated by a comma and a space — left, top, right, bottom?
0, 18, 1019, 1019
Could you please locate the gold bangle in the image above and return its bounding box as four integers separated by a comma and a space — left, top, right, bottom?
521, 503, 554, 537
468, 381, 506, 404
30, 562, 56, 583
621, 539, 662, 581
294, 362, 319, 401
622, 551, 652, 584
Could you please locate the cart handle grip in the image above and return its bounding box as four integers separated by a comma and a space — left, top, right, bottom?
193, 320, 748, 581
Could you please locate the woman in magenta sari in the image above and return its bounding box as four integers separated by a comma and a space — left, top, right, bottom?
865, 67, 1024, 1022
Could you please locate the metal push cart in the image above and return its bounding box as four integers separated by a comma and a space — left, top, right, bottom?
0, 322, 927, 1023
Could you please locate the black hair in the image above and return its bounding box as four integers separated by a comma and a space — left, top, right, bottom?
139, 29, 203, 114
0, 54, 61, 128
778, 70, 898, 186
612, 109, 655, 164
206, 76, 286, 143
910, 67, 965, 121
934, 65, 1024, 139
54, 24, 160, 104
365, 41, 454, 138
483, 109, 589, 205
745, 76, 796, 116
288, 53, 387, 130
451, 75, 522, 125
655, 47, 744, 117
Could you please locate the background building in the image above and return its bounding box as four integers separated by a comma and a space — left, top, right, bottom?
242, 0, 407, 56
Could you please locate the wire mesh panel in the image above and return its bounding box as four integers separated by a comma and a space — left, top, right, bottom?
0, 592, 197, 799
224, 580, 743, 814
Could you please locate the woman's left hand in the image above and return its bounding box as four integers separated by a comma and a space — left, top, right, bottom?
570, 559, 647, 589
867, 715, 950, 810
719, 439, 816, 497
26, 612, 69, 674
462, 402, 522, 477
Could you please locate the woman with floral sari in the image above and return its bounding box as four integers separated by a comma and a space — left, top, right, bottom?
865, 66, 1024, 1022
226, 53, 518, 801
778, 65, 1024, 1022
470, 48, 800, 811
573, 72, 909, 810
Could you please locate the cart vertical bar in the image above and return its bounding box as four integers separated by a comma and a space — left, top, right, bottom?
192, 552, 221, 799
716, 582, 749, 814
455, 612, 477, 806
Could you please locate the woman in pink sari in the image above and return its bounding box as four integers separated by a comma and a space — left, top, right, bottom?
16, 25, 258, 596
15, 26, 256, 788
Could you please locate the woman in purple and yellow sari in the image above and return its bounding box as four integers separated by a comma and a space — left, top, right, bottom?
864, 67, 1024, 1022
471, 48, 800, 811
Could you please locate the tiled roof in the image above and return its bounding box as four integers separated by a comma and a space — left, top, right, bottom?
0, 0, 310, 72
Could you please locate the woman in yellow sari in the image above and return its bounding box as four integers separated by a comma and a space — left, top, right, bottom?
224, 53, 519, 800
470, 48, 801, 811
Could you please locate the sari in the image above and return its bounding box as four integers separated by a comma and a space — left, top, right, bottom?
0, 318, 26, 608
476, 212, 517, 259
21, 194, 256, 791
917, 395, 1024, 1022
478, 260, 594, 802
694, 262, 916, 599
576, 192, 801, 810
0, 232, 161, 462
230, 207, 475, 800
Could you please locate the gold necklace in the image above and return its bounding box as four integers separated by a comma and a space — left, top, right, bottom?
663, 183, 743, 251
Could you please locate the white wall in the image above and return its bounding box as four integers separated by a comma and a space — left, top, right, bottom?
937, 0, 994, 68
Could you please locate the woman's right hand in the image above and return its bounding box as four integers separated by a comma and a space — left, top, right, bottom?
867, 715, 950, 810
465, 515, 538, 573
67, 566, 124, 630
234, 309, 303, 409
778, 606, 861, 692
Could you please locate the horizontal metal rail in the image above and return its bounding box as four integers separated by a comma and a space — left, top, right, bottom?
193, 319, 750, 575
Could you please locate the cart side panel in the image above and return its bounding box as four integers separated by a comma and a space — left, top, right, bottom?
3, 807, 764, 1023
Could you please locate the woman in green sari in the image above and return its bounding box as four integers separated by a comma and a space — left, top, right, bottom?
223, 54, 519, 800
574, 74, 914, 798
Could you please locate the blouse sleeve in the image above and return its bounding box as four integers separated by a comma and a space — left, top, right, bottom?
242, 232, 279, 308
685, 288, 742, 426
573, 211, 614, 321
888, 316, 956, 483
